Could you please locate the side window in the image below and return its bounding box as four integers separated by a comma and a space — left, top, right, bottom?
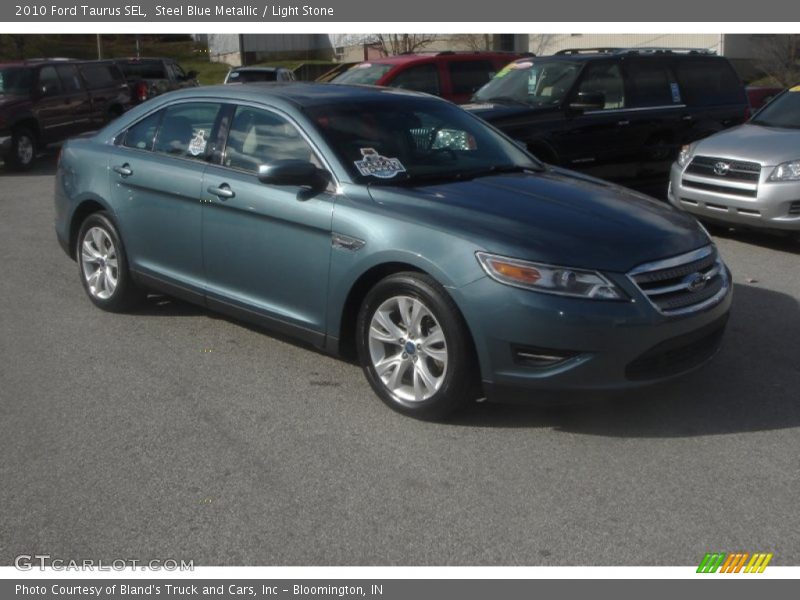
80, 65, 114, 90
38, 66, 62, 97
448, 60, 495, 95
675, 59, 743, 106
153, 102, 222, 159
224, 106, 319, 174
56, 64, 83, 93
575, 63, 625, 110
122, 110, 162, 151
388, 64, 440, 96
625, 61, 677, 107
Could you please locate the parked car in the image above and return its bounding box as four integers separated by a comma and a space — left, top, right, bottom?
55, 84, 732, 419
0, 59, 130, 170
331, 51, 530, 104
114, 57, 198, 105
745, 85, 783, 111
669, 85, 800, 234
466, 48, 749, 184
224, 66, 296, 84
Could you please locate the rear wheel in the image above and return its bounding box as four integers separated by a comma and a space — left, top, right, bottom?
77, 212, 143, 312
356, 272, 477, 420
8, 126, 36, 171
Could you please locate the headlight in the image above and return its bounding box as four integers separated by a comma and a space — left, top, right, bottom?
677, 143, 695, 168
476, 252, 626, 300
769, 160, 800, 181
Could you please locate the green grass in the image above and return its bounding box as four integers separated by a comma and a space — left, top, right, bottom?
182, 60, 231, 85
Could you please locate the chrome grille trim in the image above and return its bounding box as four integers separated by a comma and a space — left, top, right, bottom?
628, 245, 729, 316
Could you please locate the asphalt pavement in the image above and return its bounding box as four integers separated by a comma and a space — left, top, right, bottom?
1, 155, 798, 566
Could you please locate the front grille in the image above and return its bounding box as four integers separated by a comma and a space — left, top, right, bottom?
789, 201, 800, 216
686, 156, 761, 182
681, 179, 758, 197
628, 246, 729, 316
625, 315, 728, 381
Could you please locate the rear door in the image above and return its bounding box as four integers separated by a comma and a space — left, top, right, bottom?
54, 64, 93, 137
200, 104, 335, 339
622, 57, 686, 177
78, 63, 123, 125
108, 101, 224, 296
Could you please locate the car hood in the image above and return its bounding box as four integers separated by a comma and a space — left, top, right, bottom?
367, 168, 709, 273
692, 123, 800, 166
0, 94, 28, 110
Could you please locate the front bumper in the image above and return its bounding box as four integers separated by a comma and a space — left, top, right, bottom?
668, 162, 800, 231
454, 265, 732, 403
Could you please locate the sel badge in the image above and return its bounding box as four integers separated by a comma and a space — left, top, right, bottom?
188, 129, 207, 156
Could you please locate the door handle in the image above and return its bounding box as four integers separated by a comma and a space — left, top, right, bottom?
617, 120, 630, 126
112, 164, 132, 177
207, 184, 235, 199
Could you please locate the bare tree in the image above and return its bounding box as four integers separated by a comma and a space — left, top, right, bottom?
369, 34, 440, 56
451, 34, 494, 52
752, 34, 800, 86
529, 34, 557, 56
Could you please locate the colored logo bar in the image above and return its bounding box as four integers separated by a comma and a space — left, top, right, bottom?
697, 552, 773, 573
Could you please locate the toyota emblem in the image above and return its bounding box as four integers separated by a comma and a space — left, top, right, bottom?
713, 161, 731, 176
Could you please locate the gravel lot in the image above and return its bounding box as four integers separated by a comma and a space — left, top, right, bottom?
1, 155, 798, 566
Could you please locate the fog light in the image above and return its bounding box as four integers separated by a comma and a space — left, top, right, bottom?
512, 345, 578, 368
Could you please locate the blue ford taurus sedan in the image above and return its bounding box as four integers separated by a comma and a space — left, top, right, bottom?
55, 83, 732, 419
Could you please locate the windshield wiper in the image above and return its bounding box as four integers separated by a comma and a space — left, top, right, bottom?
380, 164, 540, 187
458, 164, 542, 179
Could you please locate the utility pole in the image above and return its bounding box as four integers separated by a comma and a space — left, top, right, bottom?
96, 34, 102, 59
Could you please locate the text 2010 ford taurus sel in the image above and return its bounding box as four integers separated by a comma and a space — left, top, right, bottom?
55, 83, 733, 419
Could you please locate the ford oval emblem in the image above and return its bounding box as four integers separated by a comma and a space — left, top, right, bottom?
687, 272, 710, 292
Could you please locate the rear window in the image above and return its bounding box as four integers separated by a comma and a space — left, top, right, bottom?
448, 60, 497, 95
675, 59, 743, 106
333, 63, 393, 85
80, 64, 117, 89
119, 60, 167, 80
228, 70, 278, 83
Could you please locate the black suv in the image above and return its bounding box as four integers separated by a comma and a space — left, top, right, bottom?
0, 59, 131, 170
467, 48, 748, 183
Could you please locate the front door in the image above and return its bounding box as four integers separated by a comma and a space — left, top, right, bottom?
201, 105, 335, 339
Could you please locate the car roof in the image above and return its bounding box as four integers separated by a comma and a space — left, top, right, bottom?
514, 49, 724, 63
162, 81, 440, 107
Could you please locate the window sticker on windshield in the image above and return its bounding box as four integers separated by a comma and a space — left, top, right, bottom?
355, 63, 372, 69
229, 72, 239, 78
354, 148, 406, 179
790, 85, 800, 92
188, 130, 207, 156
670, 82, 682, 103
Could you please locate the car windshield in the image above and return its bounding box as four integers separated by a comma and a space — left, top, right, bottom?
305, 94, 541, 186
0, 67, 32, 96
472, 59, 582, 107
750, 88, 800, 128
332, 63, 394, 85
228, 70, 278, 83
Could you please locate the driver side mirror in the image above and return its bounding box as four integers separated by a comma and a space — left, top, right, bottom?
569, 91, 605, 112
258, 160, 331, 196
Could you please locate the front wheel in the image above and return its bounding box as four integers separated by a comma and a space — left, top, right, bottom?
8, 127, 36, 171
77, 212, 142, 312
356, 272, 478, 420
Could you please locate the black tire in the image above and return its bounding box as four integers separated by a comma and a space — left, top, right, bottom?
76, 211, 143, 312
356, 272, 478, 420
8, 126, 37, 171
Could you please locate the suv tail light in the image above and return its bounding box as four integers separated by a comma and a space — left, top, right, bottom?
135, 81, 148, 102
